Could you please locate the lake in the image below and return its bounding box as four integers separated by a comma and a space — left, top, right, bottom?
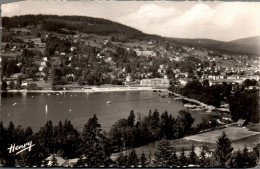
1, 91, 208, 132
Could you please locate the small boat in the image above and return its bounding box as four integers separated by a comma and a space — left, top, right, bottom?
184, 103, 197, 108
107, 101, 112, 104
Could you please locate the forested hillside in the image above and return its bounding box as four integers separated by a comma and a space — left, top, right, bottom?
2, 15, 146, 38
2, 14, 259, 56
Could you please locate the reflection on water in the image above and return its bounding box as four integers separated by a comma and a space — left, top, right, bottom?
1, 91, 207, 132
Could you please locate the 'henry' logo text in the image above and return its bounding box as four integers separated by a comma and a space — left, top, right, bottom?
7, 141, 35, 155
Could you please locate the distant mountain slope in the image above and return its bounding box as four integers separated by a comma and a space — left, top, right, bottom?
230, 36, 260, 47
167, 37, 259, 56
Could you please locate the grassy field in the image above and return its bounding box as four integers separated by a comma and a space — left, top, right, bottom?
111, 138, 215, 161
111, 126, 260, 160
184, 126, 260, 145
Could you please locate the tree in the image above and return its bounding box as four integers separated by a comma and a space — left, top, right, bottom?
116, 153, 127, 167
202, 79, 209, 87
154, 139, 173, 167
51, 156, 58, 167
80, 114, 111, 167
16, 76, 22, 89
233, 150, 244, 167
140, 152, 147, 167
35, 121, 54, 156
189, 145, 198, 165
128, 149, 139, 167
242, 146, 257, 167
159, 111, 174, 139
109, 119, 128, 151
215, 132, 233, 167
150, 109, 160, 139
127, 110, 135, 127
253, 143, 260, 159
75, 156, 85, 167
2, 80, 8, 90
179, 148, 187, 167
199, 146, 208, 167
50, 68, 66, 86
0, 122, 8, 166
25, 127, 33, 141
5, 43, 10, 49
242, 146, 250, 167
177, 110, 195, 136
228, 89, 258, 123
9, 80, 15, 89
37, 50, 43, 58
243, 79, 251, 88
169, 149, 178, 167
77, 78, 84, 86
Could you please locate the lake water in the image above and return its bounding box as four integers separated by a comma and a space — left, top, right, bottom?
1, 91, 208, 132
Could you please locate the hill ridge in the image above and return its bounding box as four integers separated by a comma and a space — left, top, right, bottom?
2, 14, 259, 56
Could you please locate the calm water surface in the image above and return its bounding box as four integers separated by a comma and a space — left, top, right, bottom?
1, 91, 208, 132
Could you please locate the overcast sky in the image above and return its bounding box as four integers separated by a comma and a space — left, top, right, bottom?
2, 0, 260, 41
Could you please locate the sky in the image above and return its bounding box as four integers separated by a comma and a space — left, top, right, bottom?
1, 0, 260, 42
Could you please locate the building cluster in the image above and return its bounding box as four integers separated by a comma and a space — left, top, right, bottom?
1, 26, 260, 90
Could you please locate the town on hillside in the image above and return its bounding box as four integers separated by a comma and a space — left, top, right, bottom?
1, 16, 259, 92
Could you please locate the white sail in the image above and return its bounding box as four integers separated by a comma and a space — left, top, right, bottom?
45, 104, 48, 114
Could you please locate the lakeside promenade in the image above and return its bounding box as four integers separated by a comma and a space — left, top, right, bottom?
169, 91, 216, 110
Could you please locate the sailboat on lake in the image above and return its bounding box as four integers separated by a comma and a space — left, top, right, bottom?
45, 104, 48, 121
45, 104, 48, 114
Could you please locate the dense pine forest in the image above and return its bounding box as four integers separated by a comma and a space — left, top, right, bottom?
0, 110, 259, 167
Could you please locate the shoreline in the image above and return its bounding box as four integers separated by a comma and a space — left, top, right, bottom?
1, 87, 168, 93
2, 87, 216, 112
169, 91, 216, 110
